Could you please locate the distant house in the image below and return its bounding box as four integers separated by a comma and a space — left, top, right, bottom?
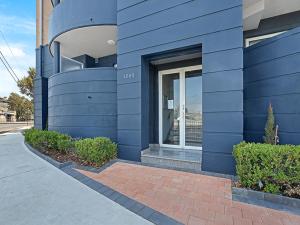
0, 97, 16, 122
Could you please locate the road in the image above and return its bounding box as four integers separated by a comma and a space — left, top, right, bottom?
0, 132, 152, 225
0, 122, 33, 133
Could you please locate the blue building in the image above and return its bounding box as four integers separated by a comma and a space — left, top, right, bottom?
35, 0, 300, 175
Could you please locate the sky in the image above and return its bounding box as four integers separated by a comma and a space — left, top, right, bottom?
0, 0, 36, 97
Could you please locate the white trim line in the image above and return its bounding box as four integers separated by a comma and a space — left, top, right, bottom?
245, 31, 285, 47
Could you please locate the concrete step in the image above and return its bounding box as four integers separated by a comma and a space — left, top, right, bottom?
141, 147, 202, 171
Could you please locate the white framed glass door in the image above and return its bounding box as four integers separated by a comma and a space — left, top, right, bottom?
159, 65, 202, 150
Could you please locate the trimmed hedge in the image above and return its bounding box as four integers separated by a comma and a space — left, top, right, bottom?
24, 129, 117, 166
75, 137, 117, 166
234, 142, 300, 197
24, 128, 72, 154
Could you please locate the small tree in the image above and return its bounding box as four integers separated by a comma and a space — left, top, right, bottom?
8, 92, 33, 121
17, 67, 36, 99
263, 103, 276, 144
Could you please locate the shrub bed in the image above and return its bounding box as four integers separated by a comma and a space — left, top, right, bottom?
75, 138, 117, 166
24, 129, 73, 154
24, 128, 117, 167
233, 142, 300, 198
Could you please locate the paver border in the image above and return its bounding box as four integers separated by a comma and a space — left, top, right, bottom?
232, 187, 300, 216
24, 141, 183, 225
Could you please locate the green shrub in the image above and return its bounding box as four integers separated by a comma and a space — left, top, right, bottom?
24, 129, 118, 166
233, 142, 300, 195
75, 137, 117, 166
24, 128, 46, 148
24, 128, 72, 154
57, 138, 74, 154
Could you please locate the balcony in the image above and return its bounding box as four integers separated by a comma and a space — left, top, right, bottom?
49, 0, 117, 61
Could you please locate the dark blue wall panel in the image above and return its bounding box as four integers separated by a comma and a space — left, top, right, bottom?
34, 77, 48, 130
117, 0, 244, 174
244, 27, 300, 145
97, 55, 117, 67
48, 68, 117, 140
34, 45, 53, 130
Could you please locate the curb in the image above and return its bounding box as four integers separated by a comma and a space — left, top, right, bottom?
25, 142, 73, 169
232, 187, 300, 216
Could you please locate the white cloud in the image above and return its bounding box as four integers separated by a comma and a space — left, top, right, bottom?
0, 9, 36, 97
0, 67, 21, 97
0, 44, 35, 97
0, 45, 26, 58
0, 15, 35, 36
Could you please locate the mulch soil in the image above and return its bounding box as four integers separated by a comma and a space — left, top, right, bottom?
232, 181, 300, 199
38, 148, 102, 168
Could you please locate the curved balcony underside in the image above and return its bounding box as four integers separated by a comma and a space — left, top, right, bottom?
49, 0, 117, 58
48, 68, 117, 139
55, 26, 117, 59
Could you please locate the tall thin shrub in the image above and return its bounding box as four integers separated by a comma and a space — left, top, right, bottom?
263, 103, 276, 144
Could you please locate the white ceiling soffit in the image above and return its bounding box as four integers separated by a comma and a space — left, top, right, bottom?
243, 0, 264, 31
243, 0, 300, 31
55, 25, 117, 59
151, 53, 202, 65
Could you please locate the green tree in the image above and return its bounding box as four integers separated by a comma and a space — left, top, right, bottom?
263, 103, 276, 144
8, 93, 33, 121
17, 67, 36, 99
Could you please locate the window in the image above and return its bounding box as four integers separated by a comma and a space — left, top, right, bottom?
60, 56, 83, 73
245, 31, 285, 47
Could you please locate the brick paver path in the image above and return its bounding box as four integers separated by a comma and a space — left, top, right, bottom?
79, 162, 300, 225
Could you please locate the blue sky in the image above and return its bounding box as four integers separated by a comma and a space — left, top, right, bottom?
0, 0, 36, 97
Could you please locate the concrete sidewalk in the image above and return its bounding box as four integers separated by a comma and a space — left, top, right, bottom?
0, 132, 152, 225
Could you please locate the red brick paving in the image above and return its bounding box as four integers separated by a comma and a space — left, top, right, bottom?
79, 162, 300, 225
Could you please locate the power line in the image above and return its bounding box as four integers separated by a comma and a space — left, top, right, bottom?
0, 50, 19, 81
0, 30, 17, 61
0, 30, 21, 81
0, 54, 18, 83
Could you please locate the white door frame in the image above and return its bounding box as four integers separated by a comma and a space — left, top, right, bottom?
158, 65, 202, 150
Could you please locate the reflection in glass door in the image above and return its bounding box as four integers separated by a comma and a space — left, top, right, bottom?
185, 70, 202, 147
161, 73, 180, 145
159, 66, 202, 149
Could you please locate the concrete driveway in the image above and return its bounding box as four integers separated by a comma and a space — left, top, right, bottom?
0, 132, 152, 225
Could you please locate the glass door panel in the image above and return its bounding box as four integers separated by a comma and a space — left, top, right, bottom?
162, 73, 180, 145
185, 70, 202, 147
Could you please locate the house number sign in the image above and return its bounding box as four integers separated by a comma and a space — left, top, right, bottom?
123, 73, 135, 79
